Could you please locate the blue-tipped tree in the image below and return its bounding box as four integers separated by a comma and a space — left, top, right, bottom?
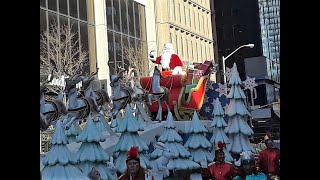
224, 63, 254, 154
184, 111, 213, 166
76, 114, 115, 180
210, 98, 233, 162
113, 105, 151, 173
41, 119, 89, 180
150, 110, 200, 170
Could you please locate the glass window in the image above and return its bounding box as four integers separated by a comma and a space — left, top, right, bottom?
114, 33, 122, 65
120, 0, 128, 34
130, 37, 136, 49
106, 0, 113, 30
70, 19, 79, 49
40, 9, 47, 35
48, 12, 58, 30
122, 36, 129, 67
113, 0, 121, 32
59, 0, 68, 15
40, 0, 46, 8
134, 3, 140, 38
107, 31, 115, 74
79, 0, 87, 21
48, 0, 57, 11
80, 22, 88, 53
128, 0, 134, 36
69, 0, 78, 18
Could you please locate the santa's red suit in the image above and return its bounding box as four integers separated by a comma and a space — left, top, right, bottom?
207, 161, 235, 180
152, 54, 183, 70
258, 148, 280, 175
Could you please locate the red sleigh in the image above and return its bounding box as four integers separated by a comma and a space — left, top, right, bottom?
140, 61, 213, 120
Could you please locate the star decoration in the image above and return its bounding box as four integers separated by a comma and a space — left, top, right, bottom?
224, 67, 232, 82
203, 95, 210, 104
206, 80, 215, 91
215, 83, 230, 97
243, 76, 258, 91
204, 106, 211, 113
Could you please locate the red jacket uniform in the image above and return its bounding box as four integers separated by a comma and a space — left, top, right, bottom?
258, 148, 280, 175
207, 161, 235, 180
153, 54, 183, 70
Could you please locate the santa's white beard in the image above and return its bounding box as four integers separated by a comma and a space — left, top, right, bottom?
161, 51, 172, 69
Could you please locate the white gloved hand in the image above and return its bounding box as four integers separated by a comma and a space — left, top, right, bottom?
149, 50, 157, 61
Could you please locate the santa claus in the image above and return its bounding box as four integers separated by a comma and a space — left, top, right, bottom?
149, 43, 184, 75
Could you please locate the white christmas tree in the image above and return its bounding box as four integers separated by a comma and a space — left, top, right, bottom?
110, 113, 121, 128
184, 111, 213, 165
94, 111, 117, 136
224, 63, 254, 154
41, 119, 89, 180
65, 119, 82, 143
113, 104, 151, 173
210, 98, 233, 162
76, 114, 115, 180
150, 110, 200, 170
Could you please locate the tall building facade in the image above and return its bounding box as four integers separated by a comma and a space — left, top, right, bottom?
40, 0, 153, 94
258, 0, 280, 83
212, 0, 280, 114
212, 0, 279, 84
155, 0, 215, 75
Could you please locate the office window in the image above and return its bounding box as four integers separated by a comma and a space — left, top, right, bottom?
40, 0, 46, 8
59, 0, 68, 15
128, 0, 135, 36
69, 0, 78, 18
134, 3, 141, 38
79, 0, 87, 21
48, 0, 57, 11
113, 0, 121, 32
120, 0, 128, 34
106, 0, 114, 29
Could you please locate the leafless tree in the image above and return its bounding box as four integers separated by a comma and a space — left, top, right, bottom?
40, 20, 88, 81
121, 44, 149, 78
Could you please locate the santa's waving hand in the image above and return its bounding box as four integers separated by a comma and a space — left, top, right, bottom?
149, 43, 184, 75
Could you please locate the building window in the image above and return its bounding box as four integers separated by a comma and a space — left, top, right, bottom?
59, 0, 68, 15
40, 0, 90, 76
40, 0, 46, 8
48, 0, 57, 11
69, 0, 78, 18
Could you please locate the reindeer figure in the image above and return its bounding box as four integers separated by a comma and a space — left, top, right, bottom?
109, 69, 133, 119
148, 142, 174, 180
64, 73, 100, 130
40, 75, 67, 131
147, 66, 169, 122
81, 70, 116, 136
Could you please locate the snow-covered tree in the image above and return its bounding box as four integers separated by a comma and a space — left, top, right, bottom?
224, 63, 254, 154
65, 120, 82, 143
41, 119, 89, 180
76, 115, 115, 180
210, 98, 233, 162
150, 110, 200, 171
184, 111, 213, 165
113, 105, 151, 173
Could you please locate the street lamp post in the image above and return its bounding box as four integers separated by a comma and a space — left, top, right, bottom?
222, 43, 255, 83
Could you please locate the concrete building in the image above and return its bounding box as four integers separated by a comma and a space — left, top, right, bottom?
40, 0, 155, 94
154, 0, 215, 74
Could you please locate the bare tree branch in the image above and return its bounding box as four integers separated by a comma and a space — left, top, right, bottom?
121, 44, 149, 78
40, 20, 88, 81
